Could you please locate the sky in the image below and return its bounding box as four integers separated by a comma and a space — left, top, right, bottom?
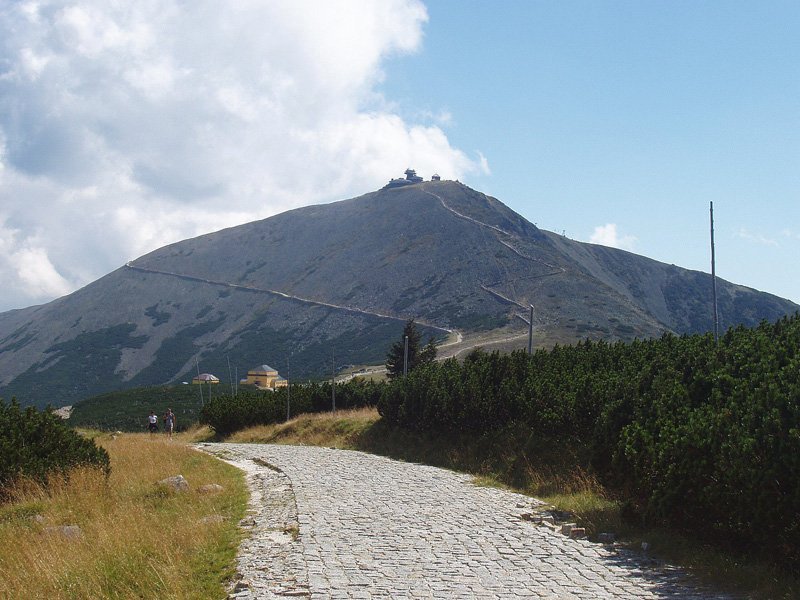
1, 0, 798, 312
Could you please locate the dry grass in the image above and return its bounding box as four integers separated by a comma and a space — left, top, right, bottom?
228, 407, 380, 447
179, 423, 217, 443
0, 433, 247, 599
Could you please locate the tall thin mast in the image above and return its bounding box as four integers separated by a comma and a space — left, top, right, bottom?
710, 201, 719, 342
403, 335, 409, 376
286, 355, 291, 421
527, 305, 534, 354
226, 355, 234, 396
195, 357, 204, 405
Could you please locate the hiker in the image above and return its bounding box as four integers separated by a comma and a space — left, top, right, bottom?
164, 408, 176, 439
147, 410, 159, 436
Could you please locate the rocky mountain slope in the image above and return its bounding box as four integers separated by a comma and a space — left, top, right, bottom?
1, 179, 796, 408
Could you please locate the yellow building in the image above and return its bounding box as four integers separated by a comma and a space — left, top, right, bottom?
242, 364, 288, 390
192, 373, 220, 384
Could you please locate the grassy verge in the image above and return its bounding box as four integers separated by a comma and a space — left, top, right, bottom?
0, 432, 247, 599
227, 407, 798, 599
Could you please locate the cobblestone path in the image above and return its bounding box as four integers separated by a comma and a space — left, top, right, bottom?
198, 443, 732, 599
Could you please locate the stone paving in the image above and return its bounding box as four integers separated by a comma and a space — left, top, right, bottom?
198, 443, 733, 599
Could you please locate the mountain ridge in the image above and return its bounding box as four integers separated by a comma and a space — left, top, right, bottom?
1, 179, 796, 408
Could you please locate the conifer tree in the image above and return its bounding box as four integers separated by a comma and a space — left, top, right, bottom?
385, 319, 437, 379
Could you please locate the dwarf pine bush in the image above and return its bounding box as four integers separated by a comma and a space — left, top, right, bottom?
200, 378, 382, 436
378, 315, 800, 564
0, 398, 110, 500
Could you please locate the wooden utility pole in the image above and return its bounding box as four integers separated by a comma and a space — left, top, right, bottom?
195, 357, 204, 405
527, 305, 534, 354
286, 355, 291, 421
710, 201, 719, 342
226, 355, 234, 396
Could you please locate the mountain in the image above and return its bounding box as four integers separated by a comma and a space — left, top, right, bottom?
1, 179, 796, 408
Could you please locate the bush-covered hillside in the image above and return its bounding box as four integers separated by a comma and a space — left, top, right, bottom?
68, 385, 211, 432
0, 324, 147, 409
379, 314, 800, 565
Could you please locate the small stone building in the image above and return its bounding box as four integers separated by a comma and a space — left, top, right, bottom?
242, 364, 288, 390
192, 373, 220, 385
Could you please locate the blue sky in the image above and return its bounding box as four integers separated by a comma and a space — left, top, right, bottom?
382, 1, 800, 303
0, 1, 798, 311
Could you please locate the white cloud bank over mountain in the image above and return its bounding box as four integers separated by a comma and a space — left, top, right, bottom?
0, 0, 483, 311
589, 223, 637, 251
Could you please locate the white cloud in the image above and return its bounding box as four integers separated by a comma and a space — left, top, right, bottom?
476, 151, 491, 176
589, 223, 637, 251
0, 0, 481, 311
0, 220, 72, 306
735, 228, 779, 247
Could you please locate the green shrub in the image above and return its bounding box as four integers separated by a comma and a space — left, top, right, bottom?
69, 385, 206, 431
377, 314, 800, 565
199, 378, 383, 436
0, 398, 110, 500
199, 390, 289, 436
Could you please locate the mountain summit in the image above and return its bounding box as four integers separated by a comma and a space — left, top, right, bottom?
1, 179, 796, 407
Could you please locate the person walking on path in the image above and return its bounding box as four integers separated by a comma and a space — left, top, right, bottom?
163, 408, 176, 439
147, 410, 159, 436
